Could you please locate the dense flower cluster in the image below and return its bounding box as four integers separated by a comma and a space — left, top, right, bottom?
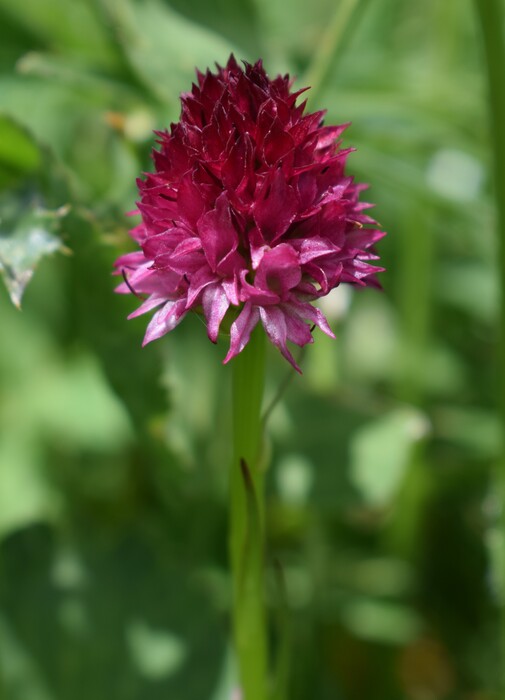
115, 55, 385, 370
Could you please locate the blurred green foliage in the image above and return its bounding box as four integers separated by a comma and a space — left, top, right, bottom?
0, 0, 501, 698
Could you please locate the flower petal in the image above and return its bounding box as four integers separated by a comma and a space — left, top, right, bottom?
287, 298, 335, 338
253, 168, 299, 241
197, 192, 239, 272
128, 295, 167, 319
259, 306, 301, 372
223, 302, 260, 363
202, 283, 230, 342
142, 299, 187, 345
255, 244, 301, 296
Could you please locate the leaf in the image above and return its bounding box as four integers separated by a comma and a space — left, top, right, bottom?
340, 597, 423, 645
0, 113, 42, 185
126, 620, 187, 680
350, 408, 430, 506
0, 0, 121, 70
0, 615, 56, 700
0, 435, 61, 540
436, 261, 498, 322
251, 0, 336, 68
16, 51, 139, 103
435, 406, 501, 458
28, 352, 133, 452
102, 0, 240, 104
0, 196, 67, 307
167, 0, 260, 57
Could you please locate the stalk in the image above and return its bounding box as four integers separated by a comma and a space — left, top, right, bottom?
473, 0, 505, 692
230, 327, 267, 700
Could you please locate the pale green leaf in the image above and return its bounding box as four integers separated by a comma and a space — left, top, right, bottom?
0, 200, 67, 307
350, 408, 429, 506
126, 620, 188, 680
0, 436, 61, 540
340, 597, 422, 645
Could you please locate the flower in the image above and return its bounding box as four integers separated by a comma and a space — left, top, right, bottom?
114, 55, 385, 371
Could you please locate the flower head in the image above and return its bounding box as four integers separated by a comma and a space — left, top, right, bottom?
114, 55, 385, 371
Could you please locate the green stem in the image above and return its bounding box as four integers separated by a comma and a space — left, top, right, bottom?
230, 327, 267, 700
302, 0, 371, 105
473, 0, 505, 692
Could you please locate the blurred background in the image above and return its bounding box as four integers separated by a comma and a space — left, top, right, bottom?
0, 0, 501, 698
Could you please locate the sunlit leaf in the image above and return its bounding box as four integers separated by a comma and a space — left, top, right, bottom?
340, 597, 423, 644
0, 436, 61, 540
350, 408, 429, 506
126, 620, 187, 680
0, 198, 67, 307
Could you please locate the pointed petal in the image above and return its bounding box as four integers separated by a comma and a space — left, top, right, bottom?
186, 265, 216, 306
177, 172, 206, 227
127, 295, 167, 319
346, 228, 387, 249
223, 302, 260, 363
222, 276, 240, 306
197, 192, 239, 272
202, 283, 230, 342
255, 244, 301, 296
142, 299, 187, 345
287, 299, 335, 338
114, 251, 146, 272
259, 306, 301, 372
253, 169, 299, 241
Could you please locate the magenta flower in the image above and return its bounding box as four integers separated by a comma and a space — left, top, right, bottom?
114, 55, 385, 371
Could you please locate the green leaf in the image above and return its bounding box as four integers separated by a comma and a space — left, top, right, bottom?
350, 408, 429, 506
435, 406, 501, 458
340, 597, 423, 645
126, 620, 187, 680
0, 615, 56, 700
0, 113, 42, 184
16, 51, 139, 104
436, 261, 498, 322
0, 435, 61, 540
103, 0, 240, 104
27, 352, 133, 453
0, 197, 67, 307
0, 0, 121, 70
